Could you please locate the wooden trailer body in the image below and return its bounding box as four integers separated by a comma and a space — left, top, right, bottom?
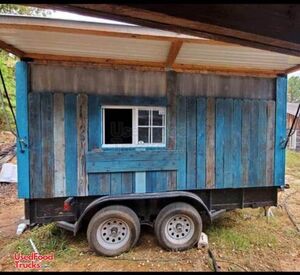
16, 62, 286, 201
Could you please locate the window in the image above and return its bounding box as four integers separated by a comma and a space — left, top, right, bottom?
102, 106, 166, 147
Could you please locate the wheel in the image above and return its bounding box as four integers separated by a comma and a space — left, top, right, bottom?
154, 202, 202, 251
87, 205, 140, 256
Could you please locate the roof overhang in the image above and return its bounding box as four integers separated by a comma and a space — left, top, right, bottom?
31, 4, 300, 57
0, 15, 299, 77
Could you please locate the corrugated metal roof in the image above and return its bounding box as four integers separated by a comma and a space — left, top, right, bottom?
0, 15, 299, 76
177, 43, 300, 70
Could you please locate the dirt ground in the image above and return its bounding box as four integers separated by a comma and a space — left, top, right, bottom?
0, 130, 300, 272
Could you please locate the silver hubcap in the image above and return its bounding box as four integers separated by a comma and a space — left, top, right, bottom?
97, 218, 130, 250
165, 214, 194, 245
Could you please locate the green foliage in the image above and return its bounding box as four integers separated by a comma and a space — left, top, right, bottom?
0, 50, 16, 131
288, 76, 300, 103
0, 4, 51, 16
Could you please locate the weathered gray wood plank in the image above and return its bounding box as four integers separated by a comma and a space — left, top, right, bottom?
53, 93, 66, 197
77, 94, 88, 196
206, 97, 215, 188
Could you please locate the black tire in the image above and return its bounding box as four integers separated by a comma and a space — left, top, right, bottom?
154, 202, 202, 251
87, 205, 140, 256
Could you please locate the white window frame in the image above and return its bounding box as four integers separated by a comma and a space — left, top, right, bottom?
102, 105, 166, 148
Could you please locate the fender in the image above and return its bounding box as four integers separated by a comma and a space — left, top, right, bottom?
72, 191, 217, 235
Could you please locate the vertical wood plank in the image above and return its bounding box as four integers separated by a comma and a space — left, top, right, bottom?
167, 71, 177, 191
223, 99, 233, 188
88, 174, 100, 195
196, 97, 206, 189
87, 95, 101, 195
266, 101, 275, 186
136, 172, 146, 193
241, 100, 251, 187
77, 94, 88, 196
186, 97, 197, 189
155, 171, 168, 192
16, 62, 30, 198
28, 93, 42, 198
53, 93, 66, 197
146, 171, 155, 192
249, 100, 259, 187
257, 101, 268, 186
215, 99, 224, 189
232, 100, 242, 188
167, 171, 177, 190
206, 97, 215, 189
122, 172, 134, 194
65, 94, 78, 196
41, 93, 54, 198
274, 76, 287, 186
111, 173, 122, 195
176, 96, 187, 189
88, 95, 101, 150
99, 173, 111, 195
166, 71, 177, 150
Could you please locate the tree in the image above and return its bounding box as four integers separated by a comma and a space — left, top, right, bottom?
0, 5, 52, 130
288, 76, 300, 103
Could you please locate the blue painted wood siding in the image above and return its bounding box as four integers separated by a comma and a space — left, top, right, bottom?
27, 91, 279, 198
16, 61, 30, 198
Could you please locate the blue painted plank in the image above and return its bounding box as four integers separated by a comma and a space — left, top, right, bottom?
88, 174, 100, 195
28, 93, 42, 198
88, 95, 101, 150
176, 96, 187, 190
87, 159, 178, 173
196, 97, 206, 189
146, 171, 156, 192
274, 76, 287, 187
135, 172, 146, 193
111, 173, 122, 195
241, 100, 251, 187
154, 171, 168, 192
121, 172, 134, 194
98, 95, 167, 106
215, 99, 225, 189
186, 97, 197, 189
249, 100, 259, 187
64, 94, 78, 196
232, 100, 242, 188
223, 99, 234, 188
257, 101, 268, 187
87, 150, 179, 162
40, 93, 54, 197
16, 61, 29, 198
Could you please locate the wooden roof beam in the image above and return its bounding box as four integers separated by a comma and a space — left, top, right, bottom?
0, 39, 25, 57
285, 64, 300, 75
165, 40, 183, 69
24, 52, 283, 78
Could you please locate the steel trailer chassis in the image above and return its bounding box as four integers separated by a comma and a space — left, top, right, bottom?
25, 186, 278, 231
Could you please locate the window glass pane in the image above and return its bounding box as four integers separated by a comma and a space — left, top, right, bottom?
152, 127, 163, 143
138, 110, 150, 126
138, 127, 150, 144
152, 110, 164, 126
104, 109, 132, 144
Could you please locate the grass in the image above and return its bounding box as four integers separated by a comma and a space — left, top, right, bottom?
286, 150, 300, 178
2, 223, 81, 260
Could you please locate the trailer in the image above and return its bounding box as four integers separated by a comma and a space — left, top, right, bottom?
0, 15, 297, 256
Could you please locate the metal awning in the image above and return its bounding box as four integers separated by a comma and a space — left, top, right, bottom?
0, 15, 299, 77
